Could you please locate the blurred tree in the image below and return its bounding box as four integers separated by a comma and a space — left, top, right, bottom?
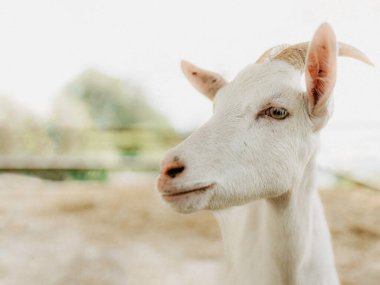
50, 94, 97, 155
62, 69, 170, 129
50, 69, 181, 157
0, 96, 53, 155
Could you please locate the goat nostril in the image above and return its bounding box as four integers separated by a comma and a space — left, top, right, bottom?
166, 166, 185, 178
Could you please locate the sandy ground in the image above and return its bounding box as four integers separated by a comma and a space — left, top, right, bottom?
0, 173, 379, 285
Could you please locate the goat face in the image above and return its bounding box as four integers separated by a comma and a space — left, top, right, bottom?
156, 23, 371, 213
157, 61, 316, 213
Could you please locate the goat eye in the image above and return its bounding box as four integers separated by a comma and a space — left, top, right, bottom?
266, 107, 288, 120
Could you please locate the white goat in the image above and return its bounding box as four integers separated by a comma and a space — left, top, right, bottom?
156, 23, 372, 285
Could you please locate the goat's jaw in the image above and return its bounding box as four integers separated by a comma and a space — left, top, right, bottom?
157, 181, 216, 213
162, 184, 214, 202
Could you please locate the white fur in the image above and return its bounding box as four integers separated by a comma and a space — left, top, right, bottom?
157, 26, 341, 284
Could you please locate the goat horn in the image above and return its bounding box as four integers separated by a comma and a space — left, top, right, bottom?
338, 42, 374, 66
256, 44, 291, 63
272, 42, 374, 69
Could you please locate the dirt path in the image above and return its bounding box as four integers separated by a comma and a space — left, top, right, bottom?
0, 174, 378, 285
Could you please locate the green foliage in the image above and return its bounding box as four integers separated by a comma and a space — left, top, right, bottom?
67, 169, 108, 181
50, 69, 183, 157
0, 69, 184, 179
64, 69, 170, 129
0, 96, 54, 155
0, 169, 108, 181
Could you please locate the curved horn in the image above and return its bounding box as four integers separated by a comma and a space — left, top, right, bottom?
338, 42, 374, 66
256, 44, 290, 63
273, 42, 374, 69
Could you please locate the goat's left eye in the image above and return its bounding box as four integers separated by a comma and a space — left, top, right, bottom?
266, 107, 288, 120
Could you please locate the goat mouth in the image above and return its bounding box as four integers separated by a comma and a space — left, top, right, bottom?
162, 184, 214, 202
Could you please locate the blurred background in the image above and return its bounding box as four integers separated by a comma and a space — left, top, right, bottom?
0, 0, 379, 284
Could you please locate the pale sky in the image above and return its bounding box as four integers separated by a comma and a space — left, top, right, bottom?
0, 0, 379, 132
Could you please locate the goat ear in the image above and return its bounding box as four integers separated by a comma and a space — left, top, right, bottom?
305, 23, 337, 121
181, 60, 226, 100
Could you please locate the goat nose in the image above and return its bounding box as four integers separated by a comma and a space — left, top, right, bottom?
162, 157, 185, 179
166, 165, 185, 178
